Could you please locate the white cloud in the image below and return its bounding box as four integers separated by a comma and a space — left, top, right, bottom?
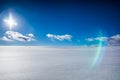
1, 31, 35, 42
27, 33, 34, 37
1, 36, 13, 42
46, 33, 72, 41
110, 34, 120, 40
86, 34, 120, 46
107, 34, 120, 46
86, 37, 108, 42
86, 38, 94, 42
95, 37, 108, 41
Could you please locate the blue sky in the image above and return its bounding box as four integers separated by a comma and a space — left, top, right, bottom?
0, 0, 120, 46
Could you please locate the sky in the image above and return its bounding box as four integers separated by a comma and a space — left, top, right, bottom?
0, 0, 120, 46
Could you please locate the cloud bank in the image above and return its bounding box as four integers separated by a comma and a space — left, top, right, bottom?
1, 31, 35, 42
46, 33, 72, 41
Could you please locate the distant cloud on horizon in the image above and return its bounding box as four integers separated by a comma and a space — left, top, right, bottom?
86, 34, 120, 46
0, 30, 120, 46
107, 34, 120, 46
0, 31, 35, 42
46, 33, 72, 41
86, 37, 108, 42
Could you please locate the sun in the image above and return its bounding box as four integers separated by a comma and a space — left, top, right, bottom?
4, 13, 17, 30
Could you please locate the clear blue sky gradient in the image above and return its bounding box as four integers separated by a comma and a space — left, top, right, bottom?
0, 0, 120, 46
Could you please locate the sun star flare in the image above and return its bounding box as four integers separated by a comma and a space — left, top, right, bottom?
4, 13, 17, 30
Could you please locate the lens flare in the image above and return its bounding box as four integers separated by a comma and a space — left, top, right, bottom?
91, 32, 105, 68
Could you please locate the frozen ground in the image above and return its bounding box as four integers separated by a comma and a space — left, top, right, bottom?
0, 46, 120, 80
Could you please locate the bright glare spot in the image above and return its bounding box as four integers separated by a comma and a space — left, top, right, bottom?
4, 13, 17, 30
